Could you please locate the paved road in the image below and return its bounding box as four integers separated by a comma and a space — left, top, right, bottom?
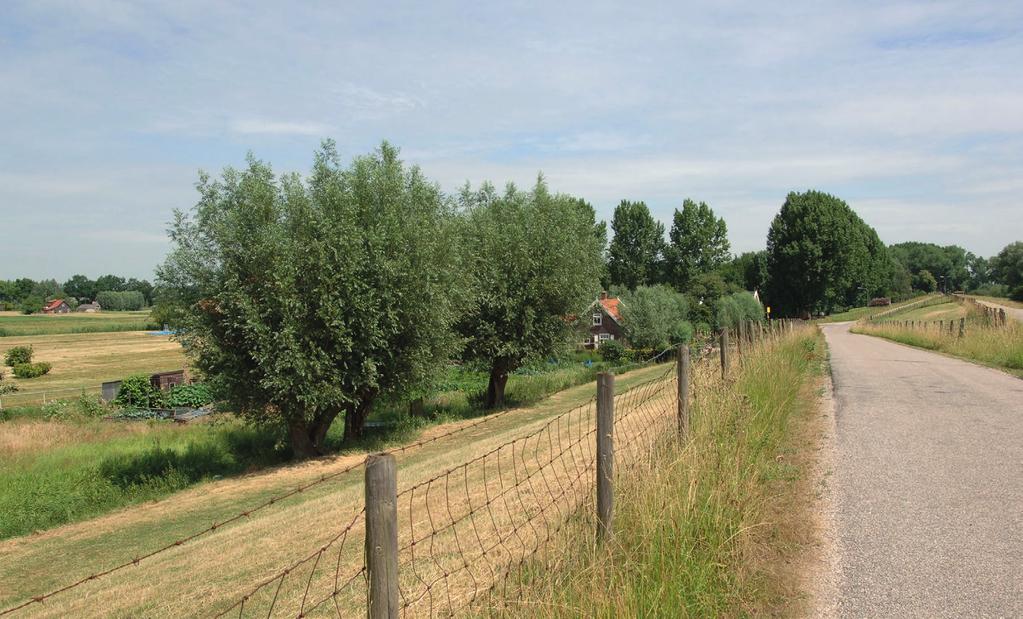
821, 322, 1023, 618
974, 298, 1023, 323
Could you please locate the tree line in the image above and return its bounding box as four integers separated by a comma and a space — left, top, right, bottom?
0, 274, 155, 313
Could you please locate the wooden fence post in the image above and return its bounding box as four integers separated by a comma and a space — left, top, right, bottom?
999, 309, 1006, 326
736, 323, 745, 358
719, 330, 729, 379
958, 317, 965, 338
676, 345, 690, 440
366, 454, 398, 619
596, 372, 615, 543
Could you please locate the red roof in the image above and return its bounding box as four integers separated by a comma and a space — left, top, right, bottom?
43, 299, 66, 311
599, 297, 622, 321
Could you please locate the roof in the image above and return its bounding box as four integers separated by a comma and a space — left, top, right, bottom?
43, 299, 66, 311
599, 297, 622, 321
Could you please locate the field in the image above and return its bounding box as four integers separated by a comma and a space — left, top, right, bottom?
0, 311, 158, 337
0, 331, 186, 407
816, 294, 933, 323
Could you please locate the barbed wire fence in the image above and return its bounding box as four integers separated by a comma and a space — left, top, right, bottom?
1, 321, 791, 618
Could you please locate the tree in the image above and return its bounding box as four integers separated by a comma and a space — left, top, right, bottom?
157, 141, 464, 457
766, 190, 890, 316
63, 275, 97, 301
456, 179, 603, 409
618, 285, 692, 350
888, 242, 971, 291
721, 250, 769, 293
663, 199, 730, 291
607, 200, 664, 290
913, 269, 937, 293
716, 291, 764, 331
991, 241, 1023, 288
125, 278, 154, 305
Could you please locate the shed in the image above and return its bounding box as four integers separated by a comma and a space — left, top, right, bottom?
151, 370, 186, 391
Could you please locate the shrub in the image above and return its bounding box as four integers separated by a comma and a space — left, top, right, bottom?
166, 383, 214, 408
41, 399, 75, 421
868, 297, 892, 307
716, 292, 764, 331
599, 340, 626, 362
0, 369, 17, 395
1011, 286, 1023, 302
114, 374, 165, 408
13, 362, 51, 379
4, 346, 33, 367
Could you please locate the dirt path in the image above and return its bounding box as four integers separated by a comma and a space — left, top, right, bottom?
974, 298, 1023, 323
819, 323, 1023, 617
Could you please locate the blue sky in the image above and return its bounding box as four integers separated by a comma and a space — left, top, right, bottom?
2, 1, 1022, 279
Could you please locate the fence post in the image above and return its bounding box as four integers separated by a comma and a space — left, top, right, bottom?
365, 454, 398, 619
999, 309, 1006, 326
596, 372, 615, 543
719, 330, 729, 379
736, 323, 745, 358
958, 317, 965, 338
676, 345, 690, 440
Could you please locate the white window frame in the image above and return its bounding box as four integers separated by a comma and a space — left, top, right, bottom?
592, 312, 602, 326
599, 333, 611, 341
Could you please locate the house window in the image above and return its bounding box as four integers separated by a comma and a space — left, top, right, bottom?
599, 333, 611, 341
592, 313, 602, 326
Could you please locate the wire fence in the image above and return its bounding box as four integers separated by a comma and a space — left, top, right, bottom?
867, 292, 1010, 335
1, 324, 787, 618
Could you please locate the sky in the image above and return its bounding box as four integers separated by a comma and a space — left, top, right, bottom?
1, 0, 1022, 280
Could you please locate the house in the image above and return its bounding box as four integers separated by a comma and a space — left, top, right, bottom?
584, 291, 627, 349
76, 302, 102, 313
41, 299, 71, 314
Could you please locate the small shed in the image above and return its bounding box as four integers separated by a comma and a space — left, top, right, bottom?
151, 370, 186, 391
76, 302, 102, 313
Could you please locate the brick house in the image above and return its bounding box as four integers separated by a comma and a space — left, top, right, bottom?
584, 292, 627, 349
41, 299, 71, 314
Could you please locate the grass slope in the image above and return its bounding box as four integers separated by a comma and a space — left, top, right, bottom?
504, 328, 827, 617
817, 294, 934, 323
0, 311, 158, 337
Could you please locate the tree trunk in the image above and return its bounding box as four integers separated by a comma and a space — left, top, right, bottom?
342, 399, 374, 443
409, 397, 425, 418
288, 410, 339, 460
485, 363, 510, 409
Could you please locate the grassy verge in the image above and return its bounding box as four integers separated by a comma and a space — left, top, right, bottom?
0, 311, 158, 337
817, 294, 932, 323
504, 328, 826, 617
969, 295, 1023, 310
851, 320, 1023, 377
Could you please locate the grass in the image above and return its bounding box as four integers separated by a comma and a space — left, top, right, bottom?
501, 327, 827, 617
0, 311, 158, 337
882, 300, 966, 322
0, 331, 186, 407
968, 295, 1023, 310
816, 294, 933, 323
851, 319, 1023, 377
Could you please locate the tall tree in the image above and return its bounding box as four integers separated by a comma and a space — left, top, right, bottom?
607, 200, 664, 290
63, 274, 97, 301
991, 241, 1023, 288
888, 242, 971, 291
157, 141, 464, 457
663, 199, 730, 291
457, 179, 604, 409
766, 190, 890, 316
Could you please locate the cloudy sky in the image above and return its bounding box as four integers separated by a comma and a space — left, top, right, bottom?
2, 1, 1021, 279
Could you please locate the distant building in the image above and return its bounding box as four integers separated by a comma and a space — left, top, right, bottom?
583, 292, 627, 349
41, 299, 71, 314
76, 302, 102, 313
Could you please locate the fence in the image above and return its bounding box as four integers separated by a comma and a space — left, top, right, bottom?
1, 320, 785, 618
866, 293, 1009, 337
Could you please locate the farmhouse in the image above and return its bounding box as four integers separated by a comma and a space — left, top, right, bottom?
584, 291, 626, 349
41, 299, 71, 314
76, 301, 102, 312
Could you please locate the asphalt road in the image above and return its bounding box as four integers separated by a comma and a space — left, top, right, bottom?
821, 322, 1023, 618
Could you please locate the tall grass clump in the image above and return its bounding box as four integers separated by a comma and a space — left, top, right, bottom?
502, 328, 824, 617
852, 319, 1023, 373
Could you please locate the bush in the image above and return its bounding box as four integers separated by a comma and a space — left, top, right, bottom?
114, 374, 165, 408
868, 297, 892, 307
4, 346, 33, 367
166, 383, 214, 408
13, 362, 51, 379
0, 369, 17, 395
599, 340, 626, 362
716, 292, 764, 330
1011, 286, 1023, 302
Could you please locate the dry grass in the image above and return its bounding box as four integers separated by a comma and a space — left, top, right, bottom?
969, 295, 1023, 311
0, 417, 170, 458
0, 331, 185, 406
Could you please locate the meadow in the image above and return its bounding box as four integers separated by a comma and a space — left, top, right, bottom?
816, 294, 933, 323
0, 310, 158, 337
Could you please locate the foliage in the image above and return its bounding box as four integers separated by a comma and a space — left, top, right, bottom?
684, 272, 733, 326
19, 295, 43, 314
607, 200, 665, 290
663, 199, 730, 291
913, 269, 937, 293
1011, 286, 1023, 303
0, 368, 17, 395
456, 178, 604, 408
716, 291, 764, 330
721, 250, 769, 293
95, 290, 146, 311
991, 241, 1023, 288
13, 362, 52, 378
114, 374, 165, 408
889, 242, 971, 292
766, 190, 891, 316
618, 285, 692, 350
598, 340, 626, 362
4, 345, 33, 366
166, 383, 214, 408
157, 141, 464, 456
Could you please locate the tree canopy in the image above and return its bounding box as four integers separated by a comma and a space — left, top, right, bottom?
456, 179, 604, 408
663, 199, 730, 291
157, 141, 464, 456
888, 242, 971, 292
617, 284, 692, 350
607, 200, 665, 290
991, 241, 1023, 289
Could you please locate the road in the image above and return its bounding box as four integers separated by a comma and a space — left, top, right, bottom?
820, 322, 1023, 618
974, 298, 1023, 323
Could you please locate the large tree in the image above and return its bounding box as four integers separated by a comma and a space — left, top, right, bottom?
157, 141, 463, 457
766, 190, 890, 316
457, 179, 604, 409
888, 242, 970, 292
663, 199, 730, 291
991, 241, 1023, 289
607, 200, 665, 290
63, 275, 98, 302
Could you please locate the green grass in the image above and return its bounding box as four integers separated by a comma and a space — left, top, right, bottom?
880, 300, 966, 322
0, 311, 158, 337
817, 294, 933, 323
504, 328, 826, 617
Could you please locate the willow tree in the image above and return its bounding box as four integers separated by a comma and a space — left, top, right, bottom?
157, 141, 463, 457
456, 179, 604, 409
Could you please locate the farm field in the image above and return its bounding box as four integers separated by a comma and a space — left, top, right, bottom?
0, 311, 157, 337
0, 361, 674, 617
0, 331, 186, 407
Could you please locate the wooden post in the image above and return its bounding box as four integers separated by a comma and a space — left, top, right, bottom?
719, 330, 729, 379
596, 372, 615, 543
676, 345, 690, 440
365, 454, 398, 619
958, 317, 965, 338
736, 323, 745, 358
999, 309, 1006, 326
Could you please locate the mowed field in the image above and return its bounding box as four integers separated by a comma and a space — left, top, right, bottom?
0, 362, 676, 618
0, 331, 186, 406
0, 311, 157, 337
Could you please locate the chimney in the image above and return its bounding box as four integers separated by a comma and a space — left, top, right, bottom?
599, 291, 608, 300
